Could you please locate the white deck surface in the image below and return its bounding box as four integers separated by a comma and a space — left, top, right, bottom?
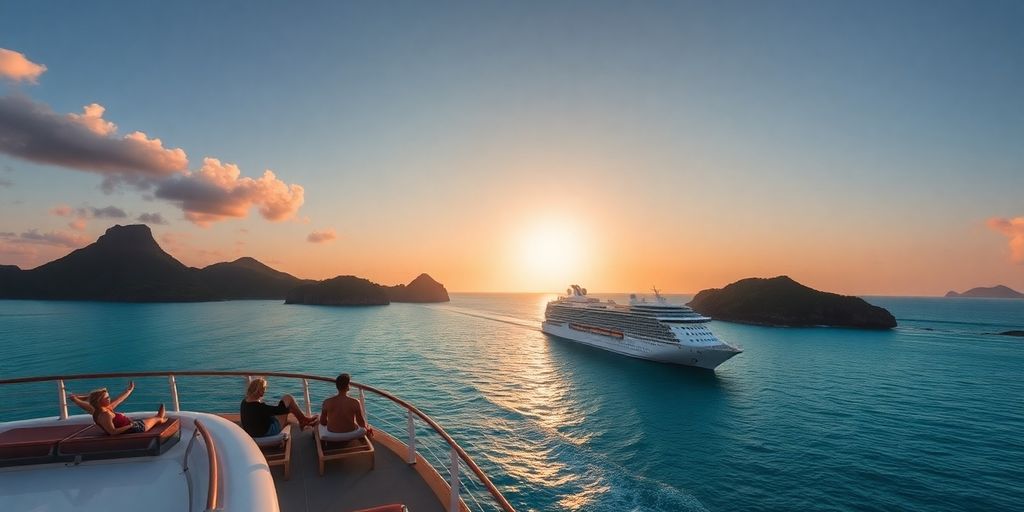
0, 412, 277, 512
1, 453, 190, 512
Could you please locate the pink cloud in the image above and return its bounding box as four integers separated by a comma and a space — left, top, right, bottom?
0, 95, 188, 181
307, 229, 337, 244
67, 103, 117, 136
155, 157, 304, 226
16, 228, 89, 248
50, 204, 73, 217
0, 48, 47, 83
68, 218, 88, 231
987, 217, 1024, 263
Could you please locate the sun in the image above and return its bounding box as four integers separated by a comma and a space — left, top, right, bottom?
516, 218, 586, 289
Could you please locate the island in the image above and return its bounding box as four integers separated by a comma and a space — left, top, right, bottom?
999, 331, 1024, 337
0, 224, 450, 304
944, 285, 1024, 299
285, 275, 391, 306
687, 275, 897, 329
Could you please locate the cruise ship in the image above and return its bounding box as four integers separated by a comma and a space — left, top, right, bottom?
542, 285, 741, 369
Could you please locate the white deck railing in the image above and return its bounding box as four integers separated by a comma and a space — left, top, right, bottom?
0, 370, 515, 512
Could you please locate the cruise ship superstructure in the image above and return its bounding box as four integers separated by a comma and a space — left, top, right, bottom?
542, 285, 741, 369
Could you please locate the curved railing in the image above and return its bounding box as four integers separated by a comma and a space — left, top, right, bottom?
0, 370, 515, 512
193, 419, 220, 511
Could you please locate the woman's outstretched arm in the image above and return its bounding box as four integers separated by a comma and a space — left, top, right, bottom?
68, 394, 94, 413
109, 381, 135, 409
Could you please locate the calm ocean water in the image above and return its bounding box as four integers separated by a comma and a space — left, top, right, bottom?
1, 294, 1022, 511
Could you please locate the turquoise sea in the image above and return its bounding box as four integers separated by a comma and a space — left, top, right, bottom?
1, 294, 1022, 511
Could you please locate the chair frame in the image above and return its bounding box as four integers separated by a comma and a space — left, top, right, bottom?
314, 425, 375, 476
219, 413, 293, 480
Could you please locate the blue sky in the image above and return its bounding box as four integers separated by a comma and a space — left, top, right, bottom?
1, 1, 1022, 293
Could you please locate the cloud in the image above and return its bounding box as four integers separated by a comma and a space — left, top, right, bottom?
155, 157, 304, 226
0, 242, 37, 258
0, 95, 188, 182
0, 48, 47, 83
50, 205, 73, 217
89, 205, 127, 218
307, 229, 337, 244
50, 203, 127, 230
987, 217, 1024, 263
137, 212, 168, 225
16, 228, 89, 248
0, 53, 308, 227
67, 103, 117, 136
68, 218, 88, 231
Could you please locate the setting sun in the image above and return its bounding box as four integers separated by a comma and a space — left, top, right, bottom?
515, 218, 589, 291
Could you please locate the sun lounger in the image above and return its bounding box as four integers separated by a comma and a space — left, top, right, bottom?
314, 424, 374, 475
0, 423, 91, 467
219, 413, 294, 480
58, 417, 180, 461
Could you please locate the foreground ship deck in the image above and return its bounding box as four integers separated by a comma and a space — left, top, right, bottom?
0, 371, 515, 512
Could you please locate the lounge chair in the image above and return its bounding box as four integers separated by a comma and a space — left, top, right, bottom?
219, 413, 293, 480
0, 423, 91, 467
58, 417, 181, 461
314, 424, 374, 475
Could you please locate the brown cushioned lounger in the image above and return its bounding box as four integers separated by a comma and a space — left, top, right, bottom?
58, 417, 180, 461
0, 423, 92, 467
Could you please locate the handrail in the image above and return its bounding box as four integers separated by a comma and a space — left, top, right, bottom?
193, 419, 220, 511
0, 370, 514, 512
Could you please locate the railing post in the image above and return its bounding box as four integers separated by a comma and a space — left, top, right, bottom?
57, 379, 68, 420
302, 378, 313, 416
358, 388, 367, 419
168, 375, 180, 412
449, 446, 461, 512
406, 410, 417, 464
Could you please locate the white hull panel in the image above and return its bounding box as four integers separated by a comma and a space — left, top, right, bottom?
542, 321, 739, 370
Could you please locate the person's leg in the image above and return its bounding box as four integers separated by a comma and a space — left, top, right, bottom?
139, 404, 168, 431
281, 394, 317, 427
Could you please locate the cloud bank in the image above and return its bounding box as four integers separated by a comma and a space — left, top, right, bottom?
0, 95, 188, 182
155, 158, 304, 226
51, 203, 128, 230
988, 217, 1024, 263
307, 229, 337, 243
0, 47, 308, 228
0, 49, 47, 83
3, 228, 89, 248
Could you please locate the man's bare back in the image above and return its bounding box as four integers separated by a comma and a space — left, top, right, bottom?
320, 394, 365, 433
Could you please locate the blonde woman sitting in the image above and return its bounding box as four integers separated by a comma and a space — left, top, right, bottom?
240, 377, 318, 437
69, 381, 168, 435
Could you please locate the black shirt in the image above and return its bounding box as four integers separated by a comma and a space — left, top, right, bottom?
240, 399, 288, 436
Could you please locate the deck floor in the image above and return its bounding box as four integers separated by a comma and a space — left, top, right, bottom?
273, 424, 444, 512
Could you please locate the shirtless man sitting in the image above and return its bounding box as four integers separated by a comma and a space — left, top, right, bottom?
319, 373, 373, 441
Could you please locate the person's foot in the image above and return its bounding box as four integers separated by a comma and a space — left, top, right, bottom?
157, 403, 166, 419
301, 415, 319, 430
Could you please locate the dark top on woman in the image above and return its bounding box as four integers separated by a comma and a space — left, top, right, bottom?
240, 399, 288, 436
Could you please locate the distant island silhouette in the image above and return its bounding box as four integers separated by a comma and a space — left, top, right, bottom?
0, 224, 449, 304
944, 285, 1023, 299
688, 276, 897, 329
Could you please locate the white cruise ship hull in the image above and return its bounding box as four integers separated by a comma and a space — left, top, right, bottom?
541, 320, 740, 370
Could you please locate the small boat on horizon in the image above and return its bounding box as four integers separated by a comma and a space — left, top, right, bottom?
542, 285, 742, 370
